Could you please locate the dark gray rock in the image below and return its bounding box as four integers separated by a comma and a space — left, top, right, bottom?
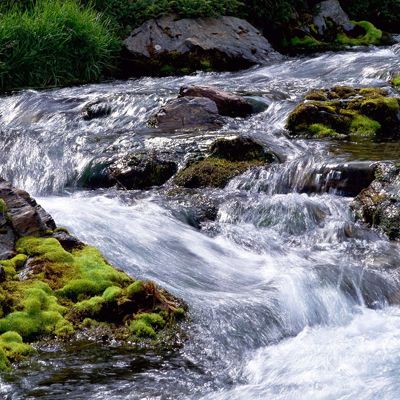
313, 0, 349, 35
121, 15, 281, 76
109, 153, 178, 189
52, 231, 84, 252
81, 100, 112, 121
153, 97, 224, 130
179, 85, 253, 117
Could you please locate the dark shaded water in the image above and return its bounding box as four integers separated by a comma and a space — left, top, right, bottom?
1, 44, 400, 399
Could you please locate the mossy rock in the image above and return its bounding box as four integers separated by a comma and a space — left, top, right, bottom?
0, 234, 188, 370
175, 137, 276, 188
287, 87, 400, 138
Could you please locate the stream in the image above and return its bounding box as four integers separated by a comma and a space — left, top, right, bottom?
1, 43, 400, 399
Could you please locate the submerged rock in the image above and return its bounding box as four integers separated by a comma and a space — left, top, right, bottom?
80, 152, 178, 190
120, 14, 281, 77
351, 163, 400, 240
179, 85, 253, 117
0, 179, 188, 371
286, 86, 400, 138
174, 137, 277, 188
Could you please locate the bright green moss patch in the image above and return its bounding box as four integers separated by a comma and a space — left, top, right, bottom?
336, 21, 382, 46
350, 115, 381, 135
74, 296, 106, 317
0, 331, 36, 370
54, 227, 71, 235
290, 35, 321, 48
392, 77, 400, 87
308, 124, 342, 138
0, 234, 188, 370
102, 286, 124, 302
129, 313, 166, 339
126, 280, 144, 296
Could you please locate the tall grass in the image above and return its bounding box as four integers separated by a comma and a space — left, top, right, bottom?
0, 0, 120, 91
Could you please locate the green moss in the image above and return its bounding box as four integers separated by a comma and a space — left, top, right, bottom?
74, 296, 106, 316
126, 280, 144, 296
0, 199, 7, 214
291, 35, 321, 47
175, 158, 263, 188
173, 308, 185, 320
350, 115, 381, 135
57, 279, 113, 300
130, 320, 156, 338
16, 237, 74, 264
392, 77, 400, 87
102, 286, 124, 302
336, 21, 382, 46
0, 331, 36, 370
308, 124, 343, 138
54, 227, 71, 235
129, 312, 166, 338
305, 91, 326, 101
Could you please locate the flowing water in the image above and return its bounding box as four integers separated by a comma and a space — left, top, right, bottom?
1, 44, 400, 399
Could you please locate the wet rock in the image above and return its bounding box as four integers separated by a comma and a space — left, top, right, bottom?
313, 0, 349, 36
152, 97, 224, 130
0, 178, 55, 241
299, 162, 376, 197
179, 85, 253, 117
120, 15, 281, 77
351, 163, 400, 240
52, 230, 84, 252
81, 100, 112, 121
174, 137, 276, 188
81, 152, 178, 190
109, 153, 178, 189
286, 87, 400, 138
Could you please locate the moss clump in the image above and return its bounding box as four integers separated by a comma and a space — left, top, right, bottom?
126, 280, 144, 296
175, 158, 263, 188
350, 115, 381, 135
290, 35, 321, 48
175, 137, 275, 188
102, 286, 124, 302
336, 21, 382, 46
0, 199, 7, 214
287, 86, 400, 138
54, 227, 71, 235
392, 77, 400, 87
305, 91, 326, 101
74, 296, 106, 317
129, 313, 166, 339
0, 331, 36, 370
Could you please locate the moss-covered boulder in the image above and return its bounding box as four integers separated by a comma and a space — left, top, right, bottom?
286, 87, 400, 138
174, 137, 276, 188
351, 163, 400, 240
0, 180, 187, 371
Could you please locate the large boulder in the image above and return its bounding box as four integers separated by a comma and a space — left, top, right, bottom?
120, 15, 281, 77
179, 85, 253, 118
286, 87, 400, 138
151, 97, 224, 130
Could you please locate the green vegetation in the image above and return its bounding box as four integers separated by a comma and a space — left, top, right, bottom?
392, 77, 400, 87
336, 21, 382, 46
0, 0, 120, 91
0, 234, 187, 370
286, 87, 400, 139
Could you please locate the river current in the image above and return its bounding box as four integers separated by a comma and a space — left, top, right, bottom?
1, 44, 400, 399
